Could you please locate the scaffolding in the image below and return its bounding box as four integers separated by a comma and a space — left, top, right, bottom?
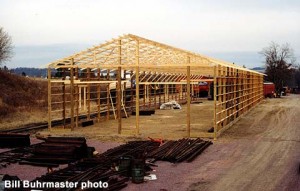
46, 34, 264, 139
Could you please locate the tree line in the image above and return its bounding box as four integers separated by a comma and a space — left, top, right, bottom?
261, 42, 300, 93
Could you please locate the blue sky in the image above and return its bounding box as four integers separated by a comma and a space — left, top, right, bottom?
0, 0, 299, 68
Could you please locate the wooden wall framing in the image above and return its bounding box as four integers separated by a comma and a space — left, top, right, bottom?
47, 34, 264, 139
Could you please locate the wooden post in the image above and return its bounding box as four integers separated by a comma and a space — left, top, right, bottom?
147, 85, 151, 108
70, 60, 75, 130
213, 65, 217, 140
186, 65, 191, 138
97, 68, 101, 122
158, 85, 161, 106
47, 68, 52, 130
143, 84, 146, 108
154, 85, 157, 108
75, 67, 79, 128
62, 69, 66, 128
167, 84, 169, 101
106, 69, 110, 120
117, 66, 122, 134
130, 70, 134, 110
87, 68, 91, 120
117, 39, 122, 134
135, 40, 140, 135
79, 86, 81, 109
180, 84, 183, 101
83, 86, 86, 111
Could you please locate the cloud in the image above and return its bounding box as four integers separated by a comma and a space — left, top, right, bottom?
0, 0, 299, 68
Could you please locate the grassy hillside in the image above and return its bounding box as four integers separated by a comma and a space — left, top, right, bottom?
0, 70, 48, 129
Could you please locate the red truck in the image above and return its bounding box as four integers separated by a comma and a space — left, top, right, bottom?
263, 82, 275, 98
193, 81, 210, 97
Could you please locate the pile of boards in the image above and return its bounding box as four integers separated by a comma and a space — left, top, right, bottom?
0, 133, 30, 148
20, 137, 93, 167
147, 138, 212, 163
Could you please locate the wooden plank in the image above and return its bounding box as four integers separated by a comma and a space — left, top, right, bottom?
75, 67, 79, 128
62, 69, 66, 128
186, 64, 191, 138
106, 69, 110, 121
135, 40, 140, 135
117, 39, 122, 134
70, 59, 75, 130
117, 66, 122, 134
87, 68, 91, 120
97, 68, 101, 122
47, 68, 52, 130
213, 65, 217, 140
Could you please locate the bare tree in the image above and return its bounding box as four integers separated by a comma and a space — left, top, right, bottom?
0, 27, 13, 65
260, 42, 296, 93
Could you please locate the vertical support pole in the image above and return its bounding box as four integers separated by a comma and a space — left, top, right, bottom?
222, 67, 226, 127
117, 39, 122, 134
154, 84, 157, 108
167, 84, 169, 101
97, 68, 101, 122
158, 84, 161, 106
117, 66, 122, 134
70, 60, 75, 130
143, 84, 146, 108
147, 85, 151, 108
191, 83, 194, 99
47, 67, 52, 130
213, 65, 217, 140
130, 70, 134, 110
75, 67, 79, 128
83, 86, 87, 111
106, 69, 110, 120
135, 40, 140, 135
62, 69, 66, 128
164, 84, 166, 103
186, 65, 191, 138
79, 86, 81, 109
87, 68, 91, 120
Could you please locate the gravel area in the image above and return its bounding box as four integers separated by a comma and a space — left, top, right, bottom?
1, 95, 300, 191
0, 138, 121, 181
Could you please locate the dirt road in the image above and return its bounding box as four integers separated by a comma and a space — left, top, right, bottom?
35, 95, 300, 190
187, 94, 300, 191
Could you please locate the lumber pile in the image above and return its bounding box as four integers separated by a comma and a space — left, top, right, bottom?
147, 138, 212, 163
0, 133, 30, 148
20, 137, 92, 167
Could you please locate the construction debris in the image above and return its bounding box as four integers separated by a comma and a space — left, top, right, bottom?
147, 138, 212, 163
20, 137, 92, 167
0, 133, 30, 148
0, 145, 35, 169
82, 120, 94, 127
160, 101, 182, 110
0, 139, 212, 190
132, 109, 155, 116
32, 141, 160, 191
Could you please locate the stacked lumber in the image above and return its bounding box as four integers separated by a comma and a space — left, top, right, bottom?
20, 137, 92, 167
147, 138, 212, 163
0, 133, 30, 148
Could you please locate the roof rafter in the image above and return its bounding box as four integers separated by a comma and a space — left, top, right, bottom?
46, 34, 263, 76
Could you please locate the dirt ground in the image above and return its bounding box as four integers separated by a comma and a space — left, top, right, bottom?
38, 99, 215, 141
186, 94, 300, 191
0, 110, 47, 130
1, 95, 300, 191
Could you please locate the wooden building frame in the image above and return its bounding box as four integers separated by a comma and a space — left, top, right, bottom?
47, 34, 264, 139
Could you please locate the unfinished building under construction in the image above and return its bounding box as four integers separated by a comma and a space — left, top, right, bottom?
47, 34, 264, 139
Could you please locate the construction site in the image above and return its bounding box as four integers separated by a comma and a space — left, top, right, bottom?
1, 34, 300, 191
46, 34, 264, 139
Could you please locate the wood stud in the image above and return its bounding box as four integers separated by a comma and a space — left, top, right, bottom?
46, 34, 264, 139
